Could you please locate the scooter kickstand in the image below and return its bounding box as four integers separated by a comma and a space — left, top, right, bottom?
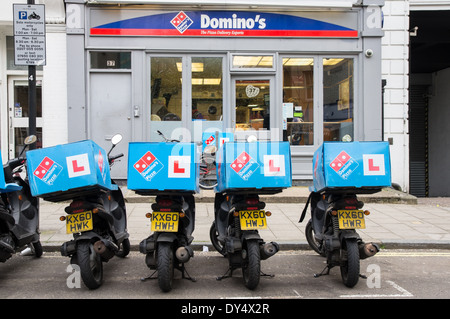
314, 265, 331, 278
216, 267, 234, 281
141, 270, 158, 282
260, 270, 275, 278
180, 264, 196, 283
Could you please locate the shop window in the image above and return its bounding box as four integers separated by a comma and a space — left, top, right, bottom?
90, 52, 131, 69
323, 58, 354, 142
282, 58, 314, 145
191, 57, 223, 121
13, 80, 42, 117
150, 57, 182, 122
231, 55, 274, 70
235, 79, 270, 131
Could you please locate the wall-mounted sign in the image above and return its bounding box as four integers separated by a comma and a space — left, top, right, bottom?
13, 4, 46, 66
90, 10, 358, 38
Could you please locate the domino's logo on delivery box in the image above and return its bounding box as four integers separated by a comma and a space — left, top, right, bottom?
330, 151, 359, 180
231, 151, 260, 181
134, 151, 164, 181
33, 157, 63, 185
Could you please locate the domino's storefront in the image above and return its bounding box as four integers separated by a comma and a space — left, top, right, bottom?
65, 0, 384, 181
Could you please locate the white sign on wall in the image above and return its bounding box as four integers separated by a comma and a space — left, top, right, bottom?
13, 4, 46, 66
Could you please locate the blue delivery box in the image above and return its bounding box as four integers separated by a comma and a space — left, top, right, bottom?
0, 149, 22, 193
312, 141, 391, 192
216, 141, 292, 193
202, 131, 234, 151
26, 140, 117, 201
127, 142, 199, 194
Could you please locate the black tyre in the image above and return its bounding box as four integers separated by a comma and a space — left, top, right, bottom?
305, 219, 325, 256
242, 240, 260, 290
340, 238, 360, 288
115, 238, 130, 258
32, 241, 43, 258
209, 221, 225, 256
77, 241, 103, 290
157, 242, 174, 292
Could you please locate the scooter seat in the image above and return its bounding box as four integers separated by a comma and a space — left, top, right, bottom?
0, 183, 22, 193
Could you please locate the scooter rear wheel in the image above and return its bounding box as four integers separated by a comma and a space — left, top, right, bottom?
77, 241, 103, 290
340, 238, 360, 288
157, 242, 174, 292
242, 240, 260, 290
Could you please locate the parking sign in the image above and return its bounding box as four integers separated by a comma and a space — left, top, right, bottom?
13, 4, 46, 66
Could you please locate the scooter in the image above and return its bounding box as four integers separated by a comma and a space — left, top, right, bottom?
139, 131, 196, 292
0, 135, 42, 262
210, 191, 279, 290
60, 134, 130, 289
300, 190, 380, 288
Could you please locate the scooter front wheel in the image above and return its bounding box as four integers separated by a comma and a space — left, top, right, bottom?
305, 220, 325, 257
340, 238, 360, 288
77, 241, 103, 290
32, 241, 43, 258
115, 238, 130, 258
242, 240, 260, 290
157, 242, 174, 292
209, 221, 225, 256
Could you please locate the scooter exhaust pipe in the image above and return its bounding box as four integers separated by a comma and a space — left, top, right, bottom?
94, 240, 115, 261
359, 242, 380, 260
175, 246, 194, 263
260, 242, 279, 260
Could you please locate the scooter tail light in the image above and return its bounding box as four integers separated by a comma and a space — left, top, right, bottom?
159, 199, 173, 207
246, 198, 259, 205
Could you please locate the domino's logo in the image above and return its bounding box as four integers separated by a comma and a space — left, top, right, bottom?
231, 151, 260, 181
134, 151, 164, 181
330, 151, 359, 180
170, 11, 193, 34
33, 157, 63, 185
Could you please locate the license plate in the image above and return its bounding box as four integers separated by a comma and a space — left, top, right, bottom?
338, 210, 365, 229
66, 211, 93, 234
151, 212, 179, 232
239, 210, 267, 230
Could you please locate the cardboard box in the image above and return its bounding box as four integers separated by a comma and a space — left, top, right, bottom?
26, 140, 117, 201
216, 141, 292, 193
312, 141, 391, 192
127, 142, 199, 194
0, 150, 22, 193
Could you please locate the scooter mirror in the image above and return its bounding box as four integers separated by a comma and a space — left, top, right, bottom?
24, 135, 37, 145
111, 134, 123, 146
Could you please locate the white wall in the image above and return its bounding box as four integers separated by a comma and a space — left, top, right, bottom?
42, 26, 68, 147
382, 0, 410, 191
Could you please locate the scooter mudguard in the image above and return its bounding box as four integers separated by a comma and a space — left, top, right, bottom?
339, 229, 361, 242
156, 233, 177, 243
241, 232, 262, 243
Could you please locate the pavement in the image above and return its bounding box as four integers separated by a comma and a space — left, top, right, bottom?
38, 186, 450, 252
